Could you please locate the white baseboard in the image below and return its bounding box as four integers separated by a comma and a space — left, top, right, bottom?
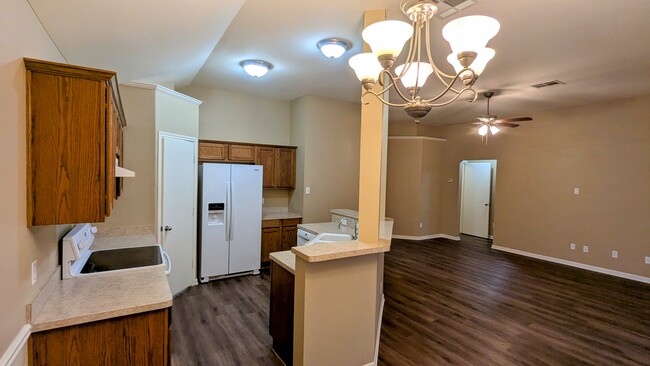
492, 245, 650, 284
0, 324, 30, 366
392, 234, 460, 241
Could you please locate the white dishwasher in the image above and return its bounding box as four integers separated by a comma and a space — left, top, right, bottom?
297, 228, 316, 246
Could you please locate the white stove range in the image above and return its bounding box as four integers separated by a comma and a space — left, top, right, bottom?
61, 223, 170, 280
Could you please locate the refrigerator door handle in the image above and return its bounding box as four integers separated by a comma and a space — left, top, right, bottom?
229, 181, 234, 241
225, 182, 231, 241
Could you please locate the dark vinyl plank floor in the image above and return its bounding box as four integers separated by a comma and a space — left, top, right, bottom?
379, 236, 650, 366
172, 236, 650, 365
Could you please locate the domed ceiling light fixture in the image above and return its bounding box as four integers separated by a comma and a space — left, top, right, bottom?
240, 59, 273, 77
318, 38, 352, 59
348, 0, 500, 123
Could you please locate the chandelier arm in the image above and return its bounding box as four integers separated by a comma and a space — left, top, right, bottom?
363, 90, 409, 107
421, 73, 471, 104
424, 19, 457, 81
394, 19, 419, 81
383, 69, 419, 103
425, 87, 478, 107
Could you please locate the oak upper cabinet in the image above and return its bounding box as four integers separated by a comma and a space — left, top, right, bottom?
275, 148, 296, 189
24, 58, 126, 226
228, 144, 256, 163
198, 141, 227, 162
255, 146, 296, 189
257, 147, 277, 188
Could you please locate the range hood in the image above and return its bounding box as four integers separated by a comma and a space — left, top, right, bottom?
115, 158, 135, 177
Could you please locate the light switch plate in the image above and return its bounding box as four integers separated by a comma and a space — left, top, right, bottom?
583, 245, 589, 253
645, 256, 650, 264
570, 243, 576, 250
612, 250, 618, 258
305, 186, 311, 195
573, 187, 580, 195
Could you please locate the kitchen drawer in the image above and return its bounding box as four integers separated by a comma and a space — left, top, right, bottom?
282, 218, 301, 227
263, 219, 281, 228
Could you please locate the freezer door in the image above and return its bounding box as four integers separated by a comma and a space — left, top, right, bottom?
229, 164, 263, 273
199, 163, 230, 278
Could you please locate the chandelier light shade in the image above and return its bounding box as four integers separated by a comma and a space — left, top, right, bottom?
447, 48, 495, 76
317, 38, 352, 59
362, 20, 414, 67
349, 53, 383, 89
240, 59, 273, 77
348, 0, 500, 122
442, 15, 501, 54
395, 62, 433, 89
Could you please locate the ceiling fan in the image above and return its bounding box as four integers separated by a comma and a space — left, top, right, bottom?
474, 91, 533, 137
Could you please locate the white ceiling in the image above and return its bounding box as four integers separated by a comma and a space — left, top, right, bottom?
28, 0, 650, 125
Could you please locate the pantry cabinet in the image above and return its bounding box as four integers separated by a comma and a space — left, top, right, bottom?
24, 58, 126, 226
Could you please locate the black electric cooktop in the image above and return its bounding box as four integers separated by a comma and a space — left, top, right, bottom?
80, 246, 162, 274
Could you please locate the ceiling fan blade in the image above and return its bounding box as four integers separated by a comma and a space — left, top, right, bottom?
477, 117, 490, 122
495, 122, 520, 128
497, 116, 533, 123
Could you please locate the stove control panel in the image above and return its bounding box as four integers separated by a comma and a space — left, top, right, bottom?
62, 224, 97, 260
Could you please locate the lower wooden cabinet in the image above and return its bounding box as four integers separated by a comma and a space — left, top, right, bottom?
29, 307, 171, 366
261, 218, 301, 266
270, 261, 295, 366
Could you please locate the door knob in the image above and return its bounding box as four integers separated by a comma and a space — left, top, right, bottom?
484, 203, 489, 206
164, 225, 173, 232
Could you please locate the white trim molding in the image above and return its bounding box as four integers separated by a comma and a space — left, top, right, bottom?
0, 324, 31, 366
492, 245, 650, 284
392, 234, 460, 241
388, 136, 446, 142
121, 81, 203, 105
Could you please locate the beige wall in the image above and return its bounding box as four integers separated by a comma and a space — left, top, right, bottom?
100, 86, 157, 228
386, 137, 444, 237
0, 0, 67, 362
289, 95, 360, 223
99, 85, 200, 230
437, 95, 650, 277
179, 85, 291, 208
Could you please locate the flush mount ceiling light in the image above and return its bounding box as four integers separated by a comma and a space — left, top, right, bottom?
317, 38, 352, 59
348, 0, 500, 123
240, 59, 273, 77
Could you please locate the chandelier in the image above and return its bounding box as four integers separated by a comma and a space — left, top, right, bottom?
348, 0, 500, 122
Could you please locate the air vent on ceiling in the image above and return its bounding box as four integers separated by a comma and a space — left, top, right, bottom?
531, 80, 567, 89
434, 0, 478, 19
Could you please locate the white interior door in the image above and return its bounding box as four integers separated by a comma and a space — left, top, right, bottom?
460, 162, 492, 238
160, 133, 197, 295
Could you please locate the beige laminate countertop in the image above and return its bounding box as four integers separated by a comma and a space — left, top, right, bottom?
292, 220, 393, 263
297, 222, 354, 236
269, 251, 295, 274
30, 234, 172, 332
262, 208, 302, 220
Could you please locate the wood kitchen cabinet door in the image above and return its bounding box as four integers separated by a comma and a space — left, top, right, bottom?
275, 148, 296, 189
281, 226, 298, 251
30, 308, 171, 366
25, 58, 125, 226
262, 227, 282, 264
228, 144, 256, 162
198, 141, 227, 162
256, 147, 276, 188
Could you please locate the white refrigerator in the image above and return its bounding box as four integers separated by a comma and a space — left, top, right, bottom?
198, 163, 262, 283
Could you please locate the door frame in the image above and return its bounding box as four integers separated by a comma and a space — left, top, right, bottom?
156, 131, 199, 281
458, 160, 497, 239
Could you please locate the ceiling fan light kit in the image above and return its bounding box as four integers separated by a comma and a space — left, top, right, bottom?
348, 0, 500, 123
474, 91, 533, 141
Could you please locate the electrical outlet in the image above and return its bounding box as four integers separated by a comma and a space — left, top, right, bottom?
582, 245, 589, 253
573, 187, 580, 195
612, 250, 618, 258
645, 256, 650, 265
570, 243, 576, 250
419, 222, 423, 228
31, 260, 37, 285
